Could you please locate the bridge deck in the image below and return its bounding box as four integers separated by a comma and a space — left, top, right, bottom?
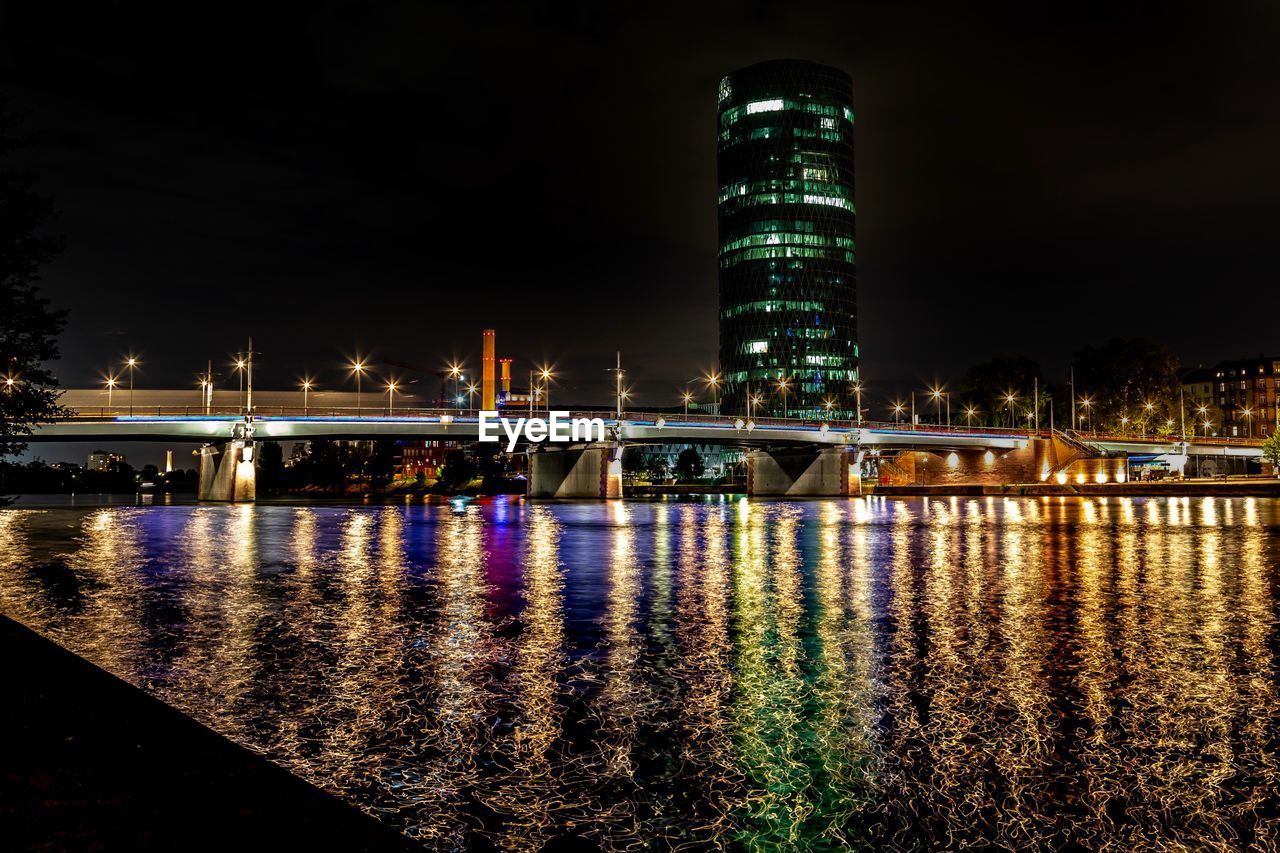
24, 406, 1263, 456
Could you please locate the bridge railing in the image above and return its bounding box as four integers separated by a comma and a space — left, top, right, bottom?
1069, 428, 1265, 448
56, 405, 1041, 437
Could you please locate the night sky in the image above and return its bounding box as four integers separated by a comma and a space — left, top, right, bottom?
4, 1, 1280, 406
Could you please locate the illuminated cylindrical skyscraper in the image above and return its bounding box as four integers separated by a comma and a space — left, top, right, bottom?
717, 60, 857, 419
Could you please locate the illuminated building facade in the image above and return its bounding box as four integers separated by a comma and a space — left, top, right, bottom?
717, 59, 857, 419
1212, 356, 1280, 437
87, 449, 125, 472
396, 440, 452, 480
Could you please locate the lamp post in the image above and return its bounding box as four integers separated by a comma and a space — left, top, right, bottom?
776, 376, 790, 419
750, 393, 762, 421
301, 378, 312, 416
233, 356, 246, 413
1079, 396, 1092, 434
467, 382, 478, 413
892, 401, 905, 425
126, 356, 138, 415
447, 363, 462, 412
929, 386, 950, 427
852, 380, 863, 426
1004, 393, 1017, 429
539, 367, 554, 411
2, 375, 14, 393
386, 380, 398, 416
1243, 407, 1254, 438
682, 389, 693, 418
823, 398, 835, 420
105, 376, 117, 411
244, 337, 255, 415
202, 359, 213, 414
614, 352, 625, 419
1143, 400, 1155, 436
964, 405, 977, 428
704, 371, 721, 413
1120, 414, 1130, 434
351, 360, 366, 415
1197, 405, 1208, 438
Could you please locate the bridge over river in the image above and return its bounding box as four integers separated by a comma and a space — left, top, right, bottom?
26, 390, 1265, 500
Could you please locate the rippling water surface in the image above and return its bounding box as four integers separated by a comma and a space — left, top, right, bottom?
2, 496, 1279, 849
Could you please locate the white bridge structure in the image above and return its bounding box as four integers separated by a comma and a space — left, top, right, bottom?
28, 389, 1264, 501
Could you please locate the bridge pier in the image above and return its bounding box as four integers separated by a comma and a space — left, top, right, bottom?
746, 447, 861, 497
528, 443, 623, 499
197, 440, 256, 502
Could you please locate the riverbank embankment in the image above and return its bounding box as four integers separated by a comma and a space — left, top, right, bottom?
0, 614, 413, 851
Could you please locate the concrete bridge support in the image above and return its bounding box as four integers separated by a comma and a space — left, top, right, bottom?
197, 441, 256, 502
528, 443, 623, 499
746, 447, 861, 497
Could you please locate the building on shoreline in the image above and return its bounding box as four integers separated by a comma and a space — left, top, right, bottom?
1210, 355, 1280, 437
87, 450, 125, 472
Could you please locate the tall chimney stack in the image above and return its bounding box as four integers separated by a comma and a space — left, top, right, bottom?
499, 358, 512, 400
482, 329, 496, 410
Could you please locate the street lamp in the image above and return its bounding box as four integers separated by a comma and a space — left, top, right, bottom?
1243, 407, 1254, 438
749, 393, 763, 420
301, 378, 313, 415
125, 355, 139, 415
232, 355, 247, 412
1143, 400, 1155, 436
351, 359, 366, 414
1003, 392, 1017, 429
105, 375, 117, 410
447, 362, 462, 412
929, 386, 950, 427
681, 389, 694, 418
704, 371, 721, 412
1079, 396, 1093, 433
776, 376, 791, 419
467, 382, 478, 412
964, 405, 977, 428
823, 398, 835, 420
539, 366, 554, 410
892, 401, 905, 425
386, 380, 398, 415
1120, 414, 1130, 433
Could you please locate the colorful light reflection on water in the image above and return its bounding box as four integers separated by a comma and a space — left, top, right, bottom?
2, 496, 1279, 849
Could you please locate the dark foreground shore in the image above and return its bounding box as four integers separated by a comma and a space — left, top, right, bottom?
0, 614, 413, 852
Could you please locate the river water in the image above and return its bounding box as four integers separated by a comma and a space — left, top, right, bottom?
1, 495, 1278, 849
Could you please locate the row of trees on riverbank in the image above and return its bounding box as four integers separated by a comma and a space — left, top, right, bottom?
939, 338, 1195, 434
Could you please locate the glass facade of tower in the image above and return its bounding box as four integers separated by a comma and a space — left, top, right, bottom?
717, 60, 857, 420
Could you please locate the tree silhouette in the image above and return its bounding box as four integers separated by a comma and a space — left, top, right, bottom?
0, 106, 68, 503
